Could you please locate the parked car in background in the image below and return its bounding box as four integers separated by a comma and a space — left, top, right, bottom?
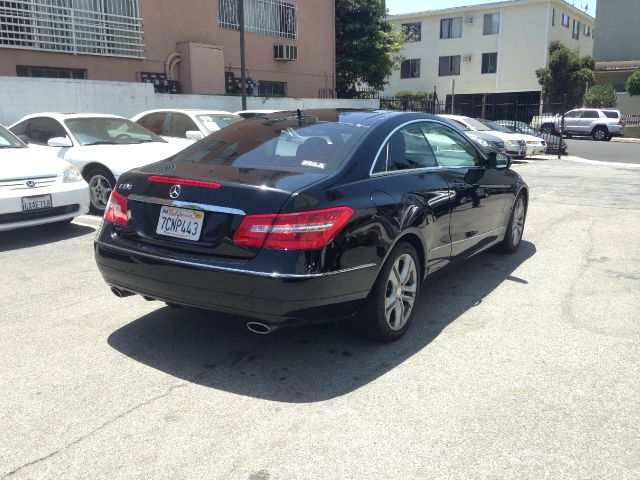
496, 120, 567, 155
235, 110, 282, 119
534, 108, 625, 141
439, 115, 527, 158
0, 124, 89, 230
132, 109, 243, 141
9, 113, 190, 213
95, 110, 528, 341
477, 119, 546, 156
437, 115, 506, 155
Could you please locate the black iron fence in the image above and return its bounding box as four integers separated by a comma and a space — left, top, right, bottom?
379, 96, 565, 126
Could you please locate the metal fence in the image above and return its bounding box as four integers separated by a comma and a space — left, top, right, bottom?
380, 96, 565, 127
0, 0, 144, 58
218, 0, 297, 39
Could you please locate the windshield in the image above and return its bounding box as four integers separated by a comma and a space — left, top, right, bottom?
174, 112, 369, 174
196, 114, 244, 134
65, 118, 165, 146
0, 125, 26, 148
479, 120, 511, 133
461, 117, 493, 131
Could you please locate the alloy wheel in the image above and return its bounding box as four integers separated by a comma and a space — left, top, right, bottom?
384, 253, 418, 331
89, 174, 112, 211
512, 198, 525, 245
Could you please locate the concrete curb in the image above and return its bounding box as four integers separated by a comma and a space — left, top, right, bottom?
612, 137, 640, 144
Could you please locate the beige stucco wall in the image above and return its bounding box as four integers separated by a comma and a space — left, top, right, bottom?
0, 0, 335, 98
384, 0, 594, 97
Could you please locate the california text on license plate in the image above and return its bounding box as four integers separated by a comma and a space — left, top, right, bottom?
22, 194, 52, 211
156, 206, 204, 241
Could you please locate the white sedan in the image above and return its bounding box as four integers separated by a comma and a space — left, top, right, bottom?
439, 114, 530, 158
9, 113, 190, 213
477, 119, 547, 156
0, 124, 89, 231
131, 109, 244, 141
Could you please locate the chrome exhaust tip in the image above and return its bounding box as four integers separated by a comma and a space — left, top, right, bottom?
246, 322, 277, 335
110, 287, 134, 298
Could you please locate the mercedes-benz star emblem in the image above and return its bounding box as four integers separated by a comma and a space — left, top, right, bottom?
169, 185, 181, 199
26, 180, 36, 188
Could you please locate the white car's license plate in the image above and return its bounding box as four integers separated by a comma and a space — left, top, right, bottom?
22, 194, 52, 211
156, 206, 204, 241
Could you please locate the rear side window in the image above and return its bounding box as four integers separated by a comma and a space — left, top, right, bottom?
137, 113, 167, 135
581, 110, 599, 119
603, 111, 620, 119
374, 123, 438, 173
9, 120, 29, 137
173, 113, 369, 174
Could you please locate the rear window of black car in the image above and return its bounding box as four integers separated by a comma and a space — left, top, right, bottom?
603, 111, 620, 119
173, 113, 369, 174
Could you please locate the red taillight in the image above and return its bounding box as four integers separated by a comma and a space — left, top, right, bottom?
148, 175, 221, 189
233, 207, 354, 250
104, 190, 128, 225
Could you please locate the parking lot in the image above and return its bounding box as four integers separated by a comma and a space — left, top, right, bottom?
1, 156, 639, 479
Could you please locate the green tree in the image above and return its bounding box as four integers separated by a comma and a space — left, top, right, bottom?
625, 71, 640, 97
584, 83, 618, 108
335, 0, 406, 96
535, 41, 595, 110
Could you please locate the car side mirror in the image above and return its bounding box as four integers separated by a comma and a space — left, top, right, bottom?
487, 152, 511, 170
185, 130, 204, 141
496, 153, 511, 169
47, 136, 72, 147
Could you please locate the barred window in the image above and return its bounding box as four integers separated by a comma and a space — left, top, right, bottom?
219, 0, 297, 39
0, 0, 144, 58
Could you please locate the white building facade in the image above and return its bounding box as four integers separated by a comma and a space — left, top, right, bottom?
384, 0, 594, 112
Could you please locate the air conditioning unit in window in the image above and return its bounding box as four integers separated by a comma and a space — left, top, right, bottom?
464, 15, 474, 23
463, 54, 473, 62
274, 44, 298, 61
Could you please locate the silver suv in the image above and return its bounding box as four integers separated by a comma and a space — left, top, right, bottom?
537, 108, 625, 141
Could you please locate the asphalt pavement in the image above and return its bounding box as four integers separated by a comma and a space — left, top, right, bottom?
564, 137, 640, 164
1, 159, 639, 479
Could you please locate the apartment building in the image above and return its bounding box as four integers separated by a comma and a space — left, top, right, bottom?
0, 0, 335, 97
384, 0, 594, 108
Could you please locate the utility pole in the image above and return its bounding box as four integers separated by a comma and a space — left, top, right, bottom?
239, 0, 247, 110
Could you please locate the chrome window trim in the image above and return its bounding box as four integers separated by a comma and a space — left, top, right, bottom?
368, 118, 485, 177
127, 194, 246, 216
95, 240, 376, 278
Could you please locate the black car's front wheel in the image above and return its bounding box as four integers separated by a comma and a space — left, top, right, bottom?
352, 242, 421, 341
497, 194, 527, 253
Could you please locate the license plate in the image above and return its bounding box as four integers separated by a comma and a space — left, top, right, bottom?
22, 194, 52, 211
156, 206, 204, 241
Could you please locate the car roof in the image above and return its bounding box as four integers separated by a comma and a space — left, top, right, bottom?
134, 109, 238, 116
248, 109, 410, 127
16, 112, 125, 122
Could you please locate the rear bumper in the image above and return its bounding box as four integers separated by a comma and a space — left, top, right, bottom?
95, 239, 377, 326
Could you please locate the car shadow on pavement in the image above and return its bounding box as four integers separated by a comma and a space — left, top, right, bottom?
0, 222, 94, 252
108, 241, 536, 403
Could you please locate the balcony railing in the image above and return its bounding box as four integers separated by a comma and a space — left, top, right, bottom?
0, 0, 144, 59
218, 0, 297, 39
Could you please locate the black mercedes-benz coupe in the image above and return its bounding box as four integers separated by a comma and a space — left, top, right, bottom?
95, 110, 528, 341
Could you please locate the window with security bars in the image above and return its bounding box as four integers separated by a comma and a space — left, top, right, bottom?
218, 0, 297, 39
0, 0, 144, 58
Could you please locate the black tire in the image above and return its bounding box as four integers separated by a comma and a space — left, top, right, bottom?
84, 166, 116, 214
592, 126, 609, 142
496, 194, 527, 254
350, 242, 421, 342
